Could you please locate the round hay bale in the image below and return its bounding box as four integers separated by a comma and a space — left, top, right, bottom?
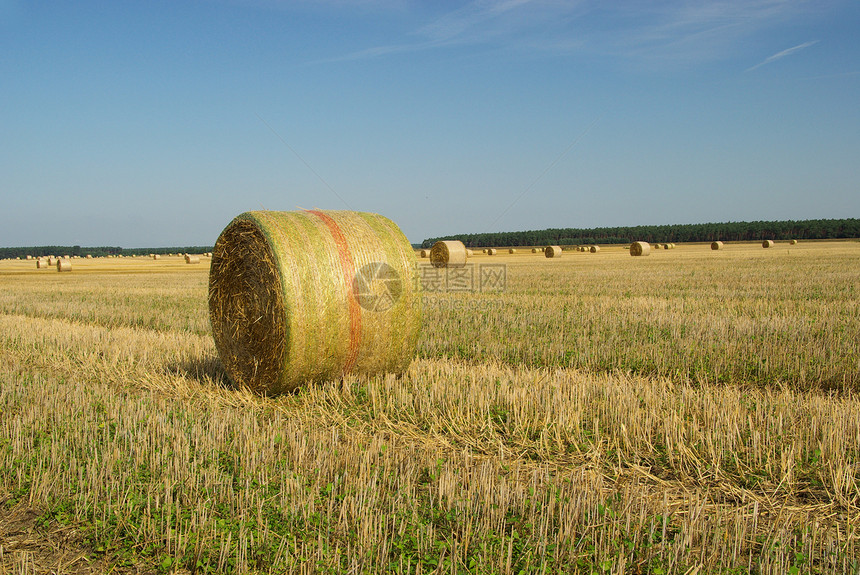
487, 248, 497, 255
544, 245, 562, 258
185, 254, 201, 264
531, 248, 538, 253
482, 249, 488, 254
152, 254, 161, 260
419, 249, 429, 258
430, 240, 468, 268
710, 241, 723, 250
25, 255, 32, 260
663, 243, 670, 250
56, 259, 72, 272
762, 240, 774, 248
209, 210, 421, 395
630, 241, 651, 257
47, 256, 56, 266
589, 245, 600, 253
466, 249, 474, 256
789, 239, 798, 245
36, 258, 48, 269
508, 248, 516, 254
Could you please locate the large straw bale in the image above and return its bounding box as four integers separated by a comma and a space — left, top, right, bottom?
711, 241, 723, 250
56, 258, 72, 272
487, 248, 497, 255
209, 210, 420, 395
762, 240, 774, 248
544, 245, 562, 258
630, 241, 650, 257
430, 240, 468, 268
185, 254, 201, 264
589, 245, 600, 253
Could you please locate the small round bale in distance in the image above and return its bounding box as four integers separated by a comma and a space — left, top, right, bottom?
56, 259, 72, 272
589, 245, 600, 253
711, 241, 724, 250
487, 248, 497, 255
430, 240, 468, 268
630, 241, 651, 257
789, 239, 798, 245
185, 255, 201, 264
545, 245, 562, 258
419, 249, 429, 258
466, 249, 474, 256
762, 240, 774, 248
36, 259, 48, 269
209, 210, 421, 395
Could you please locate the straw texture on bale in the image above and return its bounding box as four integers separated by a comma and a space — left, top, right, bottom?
487, 248, 497, 255
711, 241, 724, 250
430, 240, 468, 268
589, 245, 600, 253
185, 255, 201, 264
630, 241, 651, 257
762, 240, 774, 248
544, 246, 562, 258
56, 259, 71, 272
209, 210, 421, 395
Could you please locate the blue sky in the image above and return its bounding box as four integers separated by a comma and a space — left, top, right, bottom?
2, 1, 858, 247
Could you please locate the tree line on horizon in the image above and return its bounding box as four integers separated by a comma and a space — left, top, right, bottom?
0, 245, 214, 259
421, 218, 860, 249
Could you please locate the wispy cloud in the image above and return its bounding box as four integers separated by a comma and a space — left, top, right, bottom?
746, 40, 819, 71
316, 0, 828, 67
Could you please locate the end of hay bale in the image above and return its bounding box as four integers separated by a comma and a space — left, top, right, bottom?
711, 241, 723, 250
589, 245, 600, 253
544, 245, 562, 258
430, 240, 468, 268
630, 241, 650, 256
762, 240, 774, 248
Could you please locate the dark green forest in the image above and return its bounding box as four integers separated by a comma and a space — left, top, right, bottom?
0, 245, 213, 259
421, 218, 860, 249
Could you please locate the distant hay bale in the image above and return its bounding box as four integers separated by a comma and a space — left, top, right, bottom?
544, 245, 562, 258
152, 254, 161, 260
419, 249, 429, 258
762, 240, 774, 248
487, 248, 497, 255
86, 254, 93, 259
47, 256, 56, 266
25, 255, 32, 260
711, 241, 724, 250
531, 248, 539, 253
663, 243, 670, 250
36, 259, 48, 269
56, 259, 72, 272
789, 239, 798, 245
430, 240, 468, 268
209, 210, 421, 395
185, 255, 201, 264
466, 249, 474, 256
589, 245, 600, 253
508, 248, 516, 254
630, 241, 651, 257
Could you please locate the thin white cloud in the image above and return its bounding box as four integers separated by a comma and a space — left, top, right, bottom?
316, 0, 830, 67
746, 40, 819, 71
